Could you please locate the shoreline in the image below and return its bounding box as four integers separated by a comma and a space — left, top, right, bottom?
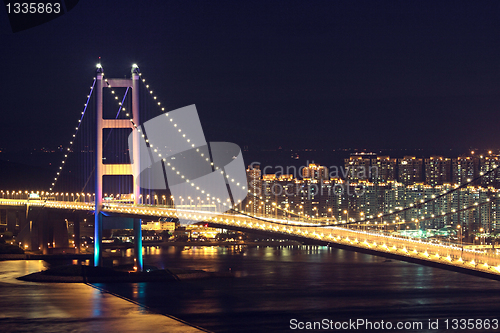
0, 260, 209, 332
17, 264, 234, 283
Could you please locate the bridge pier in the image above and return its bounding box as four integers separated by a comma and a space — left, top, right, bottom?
99, 215, 143, 270
18, 211, 27, 233
19, 209, 71, 253
16, 209, 32, 250
6, 210, 17, 233
31, 209, 47, 252
94, 213, 102, 266
74, 216, 81, 254
133, 218, 143, 270
49, 211, 69, 251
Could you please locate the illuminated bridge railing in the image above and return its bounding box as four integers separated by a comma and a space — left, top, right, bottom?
210, 217, 500, 277
102, 202, 500, 276
0, 199, 95, 211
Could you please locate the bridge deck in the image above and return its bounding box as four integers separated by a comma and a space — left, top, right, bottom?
2, 199, 500, 278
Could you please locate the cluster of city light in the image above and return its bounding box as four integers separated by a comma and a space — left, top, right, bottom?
242, 193, 331, 223
327, 164, 500, 230
50, 79, 97, 191
254, 158, 500, 227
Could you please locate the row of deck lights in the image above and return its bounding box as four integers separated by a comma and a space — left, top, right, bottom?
4, 205, 500, 275
207, 217, 500, 274
6, 192, 499, 273
3, 190, 492, 248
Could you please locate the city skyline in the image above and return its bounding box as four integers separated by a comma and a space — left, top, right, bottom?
245, 158, 500, 236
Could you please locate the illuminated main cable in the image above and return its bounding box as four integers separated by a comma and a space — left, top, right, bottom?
50, 79, 96, 191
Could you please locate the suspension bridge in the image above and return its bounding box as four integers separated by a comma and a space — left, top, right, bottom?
1, 64, 500, 279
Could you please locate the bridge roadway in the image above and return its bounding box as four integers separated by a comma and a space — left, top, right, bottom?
2, 198, 500, 279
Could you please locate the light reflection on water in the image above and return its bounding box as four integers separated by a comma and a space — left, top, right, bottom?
72, 259, 90, 266
96, 245, 500, 333
0, 260, 47, 284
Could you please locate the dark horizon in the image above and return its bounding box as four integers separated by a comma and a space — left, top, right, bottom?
2, 1, 500, 153
0, 145, 491, 191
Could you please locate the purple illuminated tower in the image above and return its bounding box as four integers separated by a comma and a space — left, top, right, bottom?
94, 64, 142, 270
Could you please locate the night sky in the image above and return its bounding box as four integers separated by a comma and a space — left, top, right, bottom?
1, 1, 500, 154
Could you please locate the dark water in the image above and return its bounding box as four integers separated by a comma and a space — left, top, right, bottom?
95, 246, 500, 332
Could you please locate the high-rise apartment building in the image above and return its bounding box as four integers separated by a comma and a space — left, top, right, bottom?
370, 156, 396, 183
425, 156, 451, 186
354, 181, 379, 219
275, 175, 296, 219
383, 181, 406, 218
262, 174, 277, 215
302, 163, 328, 181
345, 155, 373, 182
246, 165, 262, 215
480, 156, 500, 188
331, 179, 348, 223
247, 165, 261, 194
452, 156, 478, 185
398, 156, 423, 186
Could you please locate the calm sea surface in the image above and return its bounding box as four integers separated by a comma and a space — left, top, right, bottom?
94, 245, 500, 332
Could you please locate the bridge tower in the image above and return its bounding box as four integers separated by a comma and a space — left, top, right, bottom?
94, 65, 142, 270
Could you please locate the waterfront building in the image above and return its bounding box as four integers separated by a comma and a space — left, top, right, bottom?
331, 179, 348, 223
142, 220, 176, 231
383, 181, 405, 217
318, 180, 335, 220
247, 164, 262, 194
490, 191, 500, 232
275, 174, 296, 219
433, 184, 454, 229
354, 181, 379, 219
